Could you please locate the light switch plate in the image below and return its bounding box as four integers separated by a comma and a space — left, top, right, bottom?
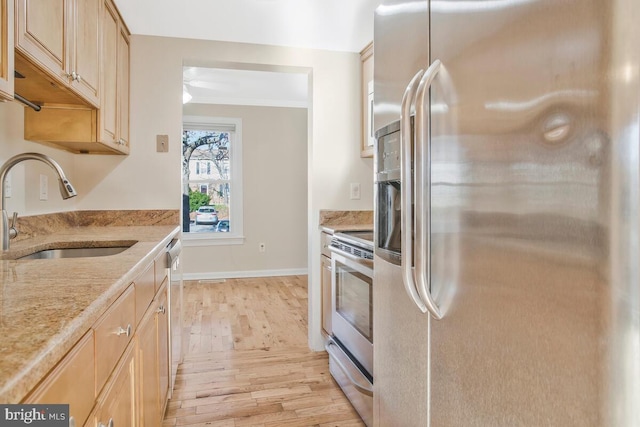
156, 135, 169, 152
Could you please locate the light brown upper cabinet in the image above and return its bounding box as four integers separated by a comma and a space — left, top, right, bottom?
360, 41, 374, 158
15, 0, 100, 107
101, 0, 129, 150
20, 0, 130, 154
0, 0, 13, 101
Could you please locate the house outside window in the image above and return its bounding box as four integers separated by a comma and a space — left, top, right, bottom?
182, 116, 243, 245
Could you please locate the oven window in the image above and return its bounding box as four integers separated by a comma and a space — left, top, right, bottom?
335, 263, 373, 341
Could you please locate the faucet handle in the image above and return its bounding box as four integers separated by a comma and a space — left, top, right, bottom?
9, 212, 18, 239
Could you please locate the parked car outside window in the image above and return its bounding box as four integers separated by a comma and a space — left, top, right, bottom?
195, 206, 219, 225
216, 220, 229, 232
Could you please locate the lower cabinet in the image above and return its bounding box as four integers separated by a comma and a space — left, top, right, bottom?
91, 344, 136, 427
137, 283, 170, 427
321, 231, 333, 335
22, 331, 95, 427
157, 285, 170, 408
22, 256, 171, 427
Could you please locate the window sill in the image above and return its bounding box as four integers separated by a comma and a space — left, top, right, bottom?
182, 233, 245, 247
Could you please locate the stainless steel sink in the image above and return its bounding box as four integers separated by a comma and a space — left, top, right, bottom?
18, 245, 132, 260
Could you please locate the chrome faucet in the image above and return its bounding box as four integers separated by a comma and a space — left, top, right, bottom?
0, 153, 77, 251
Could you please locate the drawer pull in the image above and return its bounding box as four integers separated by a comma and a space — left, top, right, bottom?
116, 324, 132, 337
156, 305, 166, 315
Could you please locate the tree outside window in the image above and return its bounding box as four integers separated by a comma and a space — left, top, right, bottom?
183, 128, 231, 233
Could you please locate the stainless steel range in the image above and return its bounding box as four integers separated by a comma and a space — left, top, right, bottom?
326, 230, 374, 427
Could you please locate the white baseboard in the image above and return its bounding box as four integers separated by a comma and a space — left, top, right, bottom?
183, 268, 308, 281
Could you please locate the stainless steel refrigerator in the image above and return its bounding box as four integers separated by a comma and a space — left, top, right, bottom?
373, 0, 640, 426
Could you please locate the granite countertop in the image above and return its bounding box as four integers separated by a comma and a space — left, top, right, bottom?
0, 222, 180, 403
319, 210, 373, 234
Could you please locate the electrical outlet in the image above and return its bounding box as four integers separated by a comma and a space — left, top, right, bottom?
39, 174, 48, 201
259, 242, 266, 252
350, 183, 361, 200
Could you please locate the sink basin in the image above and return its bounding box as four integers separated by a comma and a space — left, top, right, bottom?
18, 244, 134, 260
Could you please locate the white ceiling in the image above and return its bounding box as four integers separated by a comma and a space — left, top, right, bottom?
112, 0, 378, 53
113, 0, 379, 107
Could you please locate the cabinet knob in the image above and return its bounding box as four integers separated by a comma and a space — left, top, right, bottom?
157, 305, 166, 315
67, 71, 81, 82
116, 324, 132, 337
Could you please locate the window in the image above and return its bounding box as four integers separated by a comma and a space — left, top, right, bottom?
182, 116, 243, 244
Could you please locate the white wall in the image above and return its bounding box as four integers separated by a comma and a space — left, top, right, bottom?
120, 35, 374, 350
0, 35, 374, 350
182, 103, 308, 277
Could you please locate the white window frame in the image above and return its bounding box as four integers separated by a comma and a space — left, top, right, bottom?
182, 116, 244, 246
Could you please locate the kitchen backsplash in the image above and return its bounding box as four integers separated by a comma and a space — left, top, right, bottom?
13, 210, 180, 242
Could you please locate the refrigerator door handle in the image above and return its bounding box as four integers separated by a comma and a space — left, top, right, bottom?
415, 59, 443, 320
401, 69, 428, 313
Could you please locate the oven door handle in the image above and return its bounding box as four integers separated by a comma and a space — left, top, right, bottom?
328, 245, 374, 268
326, 340, 373, 396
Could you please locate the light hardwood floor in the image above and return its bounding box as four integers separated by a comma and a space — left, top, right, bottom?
163, 276, 365, 427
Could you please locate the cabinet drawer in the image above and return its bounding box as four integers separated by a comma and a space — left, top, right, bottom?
321, 231, 333, 258
94, 285, 135, 394
23, 331, 95, 427
135, 263, 155, 326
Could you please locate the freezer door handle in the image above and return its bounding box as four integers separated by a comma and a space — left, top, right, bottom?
415, 59, 443, 320
401, 69, 428, 313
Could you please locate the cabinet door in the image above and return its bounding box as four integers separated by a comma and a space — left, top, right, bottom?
93, 344, 136, 427
100, 0, 128, 153
360, 42, 374, 158
23, 331, 95, 427
137, 305, 161, 427
15, 0, 68, 82
157, 287, 170, 409
117, 24, 130, 149
0, 0, 13, 101
70, 0, 100, 106
100, 0, 118, 144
